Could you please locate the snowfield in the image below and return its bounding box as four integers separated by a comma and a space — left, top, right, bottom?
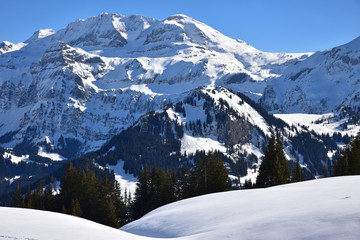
1, 176, 360, 240
0, 207, 145, 240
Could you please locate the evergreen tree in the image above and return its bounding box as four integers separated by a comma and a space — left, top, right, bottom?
206, 153, 232, 193
256, 133, 276, 187
333, 131, 360, 175
31, 181, 44, 210
184, 153, 231, 198
244, 179, 253, 189
44, 183, 55, 211
11, 183, 24, 208
61, 205, 67, 214
274, 132, 290, 184
70, 198, 83, 217
59, 161, 78, 211
292, 159, 305, 182
132, 165, 151, 220
58, 162, 126, 228
334, 153, 350, 176
256, 132, 290, 188
25, 185, 32, 208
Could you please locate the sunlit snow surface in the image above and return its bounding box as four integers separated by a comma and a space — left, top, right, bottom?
122, 176, 360, 240
107, 161, 138, 197
1, 176, 359, 240
38, 146, 67, 161
0, 207, 144, 240
180, 133, 226, 155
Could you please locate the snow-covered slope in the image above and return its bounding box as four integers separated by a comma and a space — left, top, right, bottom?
0, 207, 146, 240
1, 176, 359, 240
260, 36, 360, 114
122, 176, 360, 240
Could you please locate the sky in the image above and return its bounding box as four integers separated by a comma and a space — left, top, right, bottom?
0, 0, 359, 53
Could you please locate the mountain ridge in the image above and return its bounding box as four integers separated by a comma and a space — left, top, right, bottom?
0, 13, 359, 194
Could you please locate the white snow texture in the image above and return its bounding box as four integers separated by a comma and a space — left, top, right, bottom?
1, 176, 359, 240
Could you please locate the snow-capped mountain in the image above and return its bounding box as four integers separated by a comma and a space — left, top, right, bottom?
260, 36, 360, 114
0, 13, 359, 193
0, 13, 308, 156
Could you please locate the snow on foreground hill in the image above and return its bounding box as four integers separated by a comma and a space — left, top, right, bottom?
1, 176, 359, 240
0, 207, 147, 240
122, 176, 360, 240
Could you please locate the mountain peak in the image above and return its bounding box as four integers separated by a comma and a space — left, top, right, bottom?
166, 14, 194, 21
0, 40, 27, 54
25, 29, 56, 42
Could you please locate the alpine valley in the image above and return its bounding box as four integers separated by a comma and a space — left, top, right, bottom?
1, 13, 360, 196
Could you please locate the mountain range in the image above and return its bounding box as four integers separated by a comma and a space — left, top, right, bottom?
0, 13, 359, 195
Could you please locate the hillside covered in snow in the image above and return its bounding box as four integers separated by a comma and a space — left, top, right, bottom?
1, 176, 359, 240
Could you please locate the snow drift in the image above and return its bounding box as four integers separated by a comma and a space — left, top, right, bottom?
123, 176, 360, 240
1, 176, 359, 240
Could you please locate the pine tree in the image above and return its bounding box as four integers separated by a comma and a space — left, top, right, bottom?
292, 159, 304, 182
102, 198, 120, 228
348, 132, 360, 174
58, 162, 125, 227
112, 181, 127, 226
274, 132, 290, 184
25, 185, 33, 208
333, 131, 360, 176
70, 198, 83, 217
132, 165, 151, 220
61, 205, 67, 214
31, 181, 44, 210
11, 183, 24, 208
256, 133, 276, 188
44, 183, 55, 211
184, 153, 231, 197
207, 153, 232, 193
256, 132, 290, 188
59, 161, 78, 211
244, 179, 253, 189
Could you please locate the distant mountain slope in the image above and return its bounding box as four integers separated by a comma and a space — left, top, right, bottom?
260, 36, 360, 114
84, 86, 339, 181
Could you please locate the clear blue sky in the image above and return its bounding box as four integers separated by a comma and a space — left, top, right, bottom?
1, 0, 359, 53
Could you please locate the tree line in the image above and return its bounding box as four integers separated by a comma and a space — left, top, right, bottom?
333, 131, 360, 176
12, 162, 127, 228
132, 152, 232, 219
11, 153, 231, 226
255, 130, 360, 188
10, 130, 359, 228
